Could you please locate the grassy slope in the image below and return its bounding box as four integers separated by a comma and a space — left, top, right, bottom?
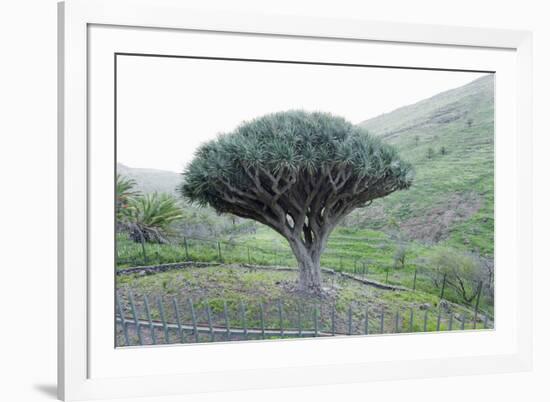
116, 225, 491, 313
356, 74, 494, 255
117, 163, 181, 196
116, 265, 489, 345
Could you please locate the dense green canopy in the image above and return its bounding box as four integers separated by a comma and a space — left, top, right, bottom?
182, 110, 412, 217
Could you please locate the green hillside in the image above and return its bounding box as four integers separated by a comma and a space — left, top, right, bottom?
117, 163, 181, 196
354, 74, 494, 256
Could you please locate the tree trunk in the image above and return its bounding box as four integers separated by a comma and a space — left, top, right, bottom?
298, 257, 322, 293
289, 239, 323, 293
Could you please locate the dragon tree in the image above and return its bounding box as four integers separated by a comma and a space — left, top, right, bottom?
181, 111, 413, 293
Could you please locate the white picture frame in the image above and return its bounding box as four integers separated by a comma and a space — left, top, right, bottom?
58, 0, 533, 400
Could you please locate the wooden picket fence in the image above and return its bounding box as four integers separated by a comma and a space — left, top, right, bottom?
115, 291, 492, 347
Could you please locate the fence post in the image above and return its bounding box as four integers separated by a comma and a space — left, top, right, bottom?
423, 309, 428, 332
206, 303, 214, 342
331, 305, 336, 336
461, 313, 466, 330
183, 237, 189, 260
223, 301, 231, 341
409, 308, 414, 332
188, 298, 199, 343
139, 231, 147, 265
473, 281, 483, 329
483, 314, 488, 329
278, 300, 284, 337
172, 298, 184, 343
313, 306, 319, 337
449, 312, 454, 331
115, 292, 130, 346
143, 295, 156, 345
440, 273, 447, 300
413, 269, 418, 291
436, 306, 442, 331
348, 305, 353, 335
298, 307, 302, 337
157, 297, 170, 344
217, 242, 222, 262
259, 303, 265, 339
128, 292, 143, 345
380, 312, 385, 334
240, 301, 248, 340
155, 244, 162, 265
365, 309, 369, 335
395, 311, 400, 333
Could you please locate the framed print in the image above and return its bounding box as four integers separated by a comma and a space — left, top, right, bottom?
58, 0, 533, 400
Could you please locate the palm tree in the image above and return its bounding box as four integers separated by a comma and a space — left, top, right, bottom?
126, 192, 184, 244
116, 174, 139, 222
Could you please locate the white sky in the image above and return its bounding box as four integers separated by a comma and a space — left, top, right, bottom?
117, 56, 486, 173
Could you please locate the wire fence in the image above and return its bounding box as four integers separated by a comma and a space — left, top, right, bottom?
117, 234, 306, 268
116, 234, 493, 313
115, 290, 493, 347
117, 234, 431, 289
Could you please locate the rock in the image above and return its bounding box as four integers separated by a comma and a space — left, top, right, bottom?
475, 314, 486, 323
138, 270, 147, 276
419, 303, 431, 310
321, 287, 337, 297
330, 284, 342, 291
